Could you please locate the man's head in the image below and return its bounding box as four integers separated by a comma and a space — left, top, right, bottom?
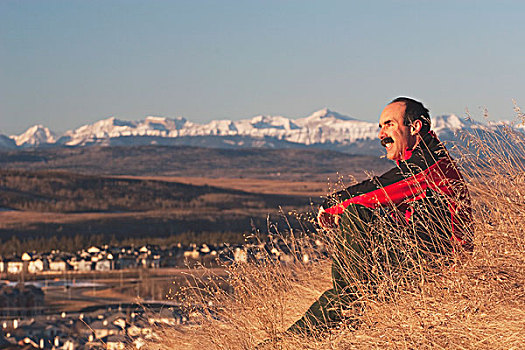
378, 97, 431, 161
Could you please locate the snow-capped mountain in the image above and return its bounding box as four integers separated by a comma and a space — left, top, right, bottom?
53, 108, 379, 147
292, 108, 379, 145
10, 125, 56, 147
57, 116, 194, 146
432, 114, 479, 133
5, 108, 491, 154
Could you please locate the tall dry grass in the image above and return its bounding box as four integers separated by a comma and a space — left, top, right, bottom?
143, 111, 525, 349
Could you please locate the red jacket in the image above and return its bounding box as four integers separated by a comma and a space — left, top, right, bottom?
322, 132, 473, 250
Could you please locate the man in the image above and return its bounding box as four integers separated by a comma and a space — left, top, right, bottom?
287, 97, 472, 334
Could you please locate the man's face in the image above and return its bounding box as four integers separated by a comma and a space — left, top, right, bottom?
378, 102, 418, 161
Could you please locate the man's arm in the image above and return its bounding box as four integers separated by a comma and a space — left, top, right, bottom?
317, 166, 403, 228
318, 152, 463, 228
321, 167, 403, 214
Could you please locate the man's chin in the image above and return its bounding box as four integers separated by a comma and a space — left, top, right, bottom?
385, 151, 400, 161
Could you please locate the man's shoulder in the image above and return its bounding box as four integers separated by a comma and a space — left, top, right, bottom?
422, 131, 449, 154
407, 132, 451, 167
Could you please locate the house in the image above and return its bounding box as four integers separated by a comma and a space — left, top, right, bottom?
22, 253, 49, 273
132, 337, 146, 350
116, 256, 138, 270
106, 334, 127, 350
90, 320, 121, 339
87, 246, 101, 254
119, 246, 135, 255
21, 252, 32, 265
27, 258, 45, 274
7, 260, 24, 274
95, 259, 112, 271
61, 338, 77, 350
21, 321, 47, 337
127, 320, 152, 337
74, 258, 93, 272
73, 317, 93, 339
139, 246, 150, 255
18, 336, 39, 348
183, 248, 200, 260
147, 308, 182, 326
200, 244, 211, 254
85, 339, 106, 349
107, 312, 127, 330
48, 258, 68, 272
43, 323, 61, 338
144, 254, 160, 268
233, 247, 247, 263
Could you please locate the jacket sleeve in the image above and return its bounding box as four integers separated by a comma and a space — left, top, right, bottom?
321, 154, 463, 216
321, 166, 405, 214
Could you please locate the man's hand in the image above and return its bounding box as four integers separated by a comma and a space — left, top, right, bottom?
317, 207, 340, 229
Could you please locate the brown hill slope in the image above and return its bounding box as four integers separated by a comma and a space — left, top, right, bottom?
0, 169, 316, 254
0, 145, 392, 181
0, 169, 309, 213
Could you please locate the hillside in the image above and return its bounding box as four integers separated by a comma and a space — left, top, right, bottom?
0, 168, 321, 253
0, 146, 393, 255
0, 145, 392, 181
0, 169, 310, 213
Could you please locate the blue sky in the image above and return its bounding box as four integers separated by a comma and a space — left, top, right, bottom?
1, 0, 524, 134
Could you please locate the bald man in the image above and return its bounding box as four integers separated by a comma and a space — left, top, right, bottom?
288, 97, 472, 335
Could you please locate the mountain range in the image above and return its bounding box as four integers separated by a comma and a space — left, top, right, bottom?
0, 108, 506, 155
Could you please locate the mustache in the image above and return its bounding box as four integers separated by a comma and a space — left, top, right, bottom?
381, 137, 394, 148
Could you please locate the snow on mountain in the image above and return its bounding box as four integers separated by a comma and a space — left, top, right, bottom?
293, 108, 378, 144
297, 107, 356, 123
137, 116, 192, 135
10, 125, 56, 147
176, 108, 377, 145
485, 118, 525, 132
223, 109, 374, 144
181, 119, 237, 137
53, 109, 380, 147
58, 116, 194, 146
59, 117, 135, 146
432, 114, 476, 133
247, 114, 300, 130
515, 122, 525, 130
7, 109, 493, 152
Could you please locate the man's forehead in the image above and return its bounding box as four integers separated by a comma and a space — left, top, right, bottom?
379, 102, 406, 123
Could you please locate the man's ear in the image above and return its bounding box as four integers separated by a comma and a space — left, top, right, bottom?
411, 120, 423, 135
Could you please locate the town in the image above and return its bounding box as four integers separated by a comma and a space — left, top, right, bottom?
0, 239, 326, 349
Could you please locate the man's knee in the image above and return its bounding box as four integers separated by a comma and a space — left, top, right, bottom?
341, 204, 374, 221
338, 204, 375, 235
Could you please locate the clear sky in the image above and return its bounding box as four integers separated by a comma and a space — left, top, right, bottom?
1, 0, 524, 135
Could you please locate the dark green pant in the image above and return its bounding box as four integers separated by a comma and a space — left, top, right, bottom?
287, 204, 376, 334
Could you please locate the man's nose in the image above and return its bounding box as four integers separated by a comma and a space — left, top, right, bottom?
378, 128, 386, 139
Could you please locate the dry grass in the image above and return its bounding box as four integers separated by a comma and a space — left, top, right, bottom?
143, 111, 525, 349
